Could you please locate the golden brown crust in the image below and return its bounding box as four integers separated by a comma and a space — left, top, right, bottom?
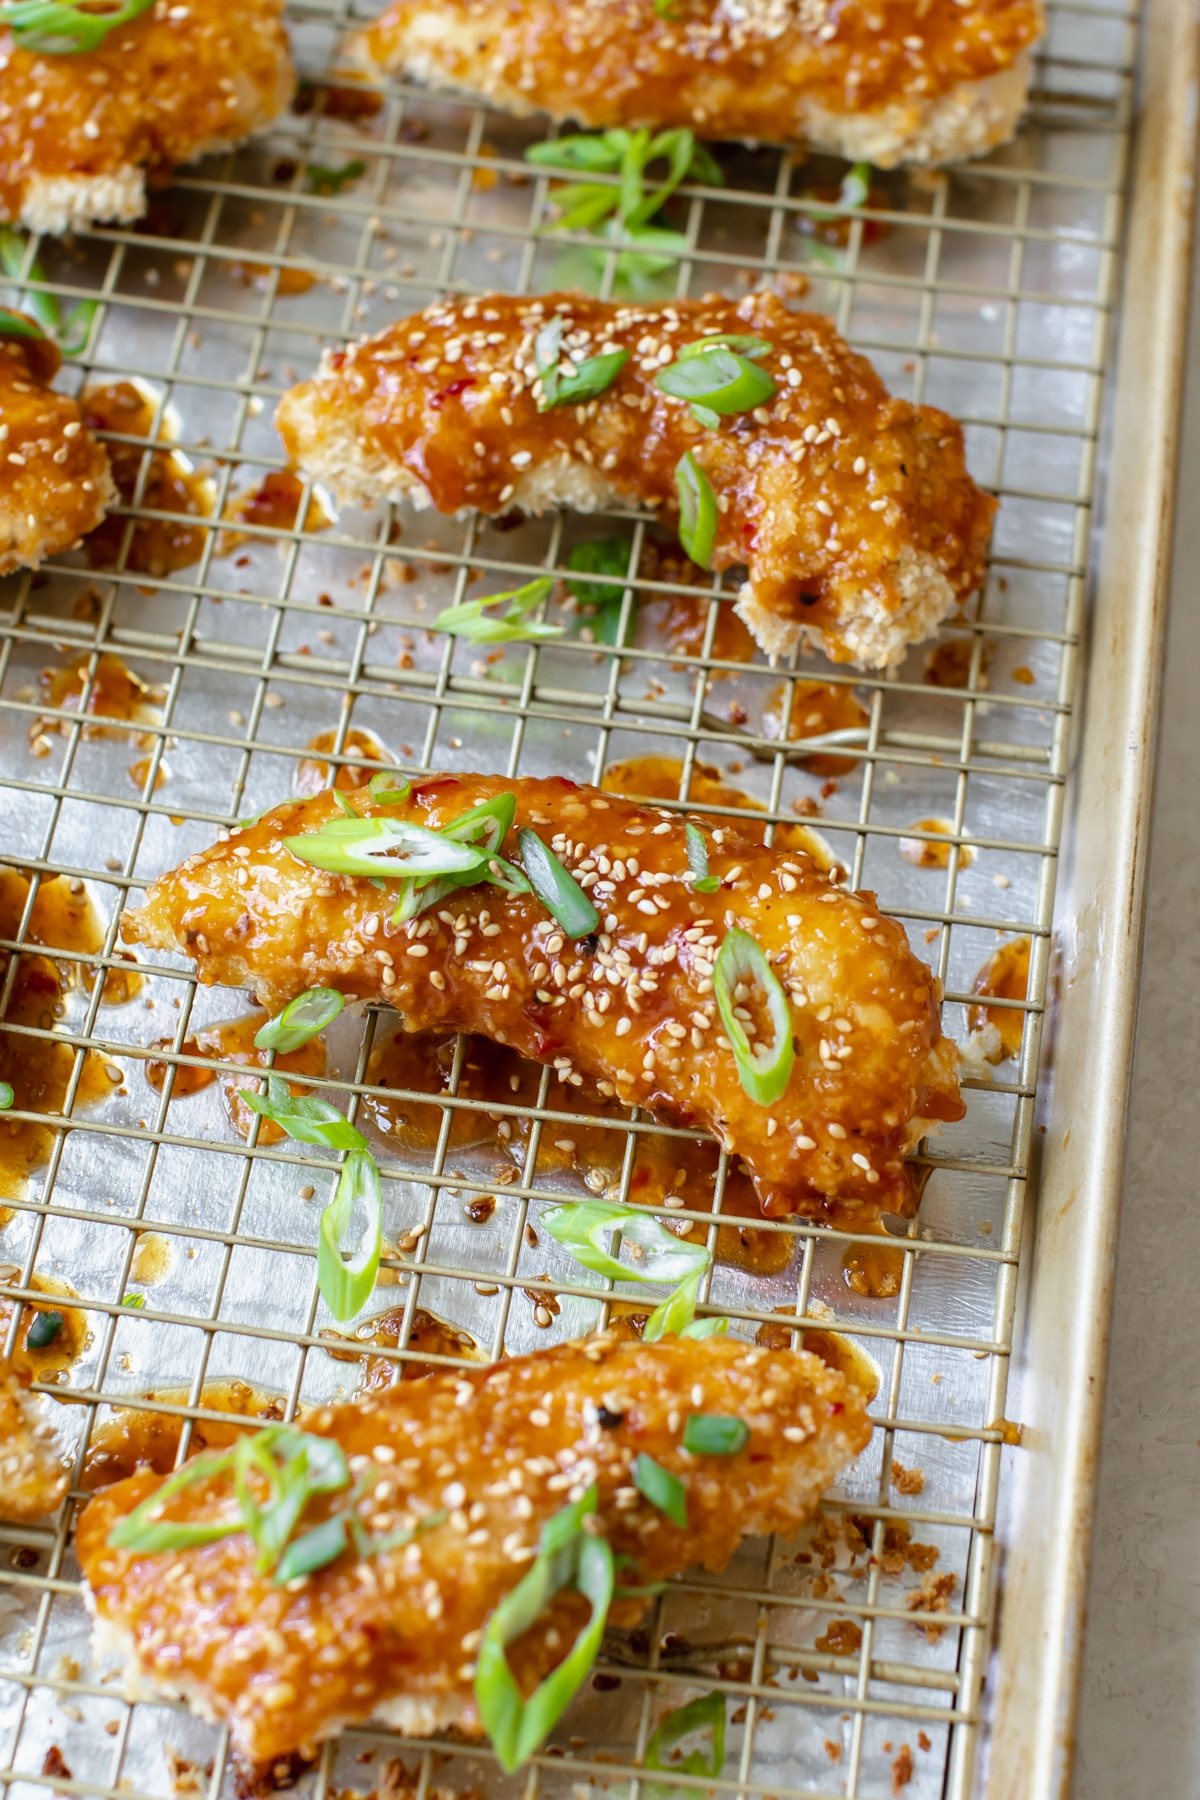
0, 0, 295, 233
78, 1333, 872, 1763
0, 329, 115, 576
0, 1356, 70, 1522
276, 291, 995, 670
358, 0, 1043, 164
119, 773, 964, 1224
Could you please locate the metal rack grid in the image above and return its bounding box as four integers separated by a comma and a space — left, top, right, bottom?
0, 3, 1140, 1798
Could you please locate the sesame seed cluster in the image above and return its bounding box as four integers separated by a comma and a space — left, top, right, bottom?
122, 772, 965, 1225
0, 333, 114, 576
279, 290, 995, 666
362, 0, 1042, 142
77, 1332, 871, 1764
0, 0, 294, 227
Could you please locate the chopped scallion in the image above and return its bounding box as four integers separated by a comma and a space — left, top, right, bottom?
542, 1198, 710, 1291
645, 1692, 727, 1799
4, 0, 155, 54
712, 927, 795, 1106
254, 988, 344, 1055
283, 814, 489, 880
682, 1414, 749, 1455
0, 1082, 12, 1110
656, 345, 776, 422
633, 1453, 687, 1529
318, 1148, 383, 1323
435, 576, 563, 645
674, 451, 717, 570
26, 1309, 63, 1350
238, 1074, 369, 1152
306, 159, 366, 196
0, 305, 46, 342
331, 788, 357, 817
517, 828, 599, 938
274, 1512, 348, 1583
677, 333, 770, 363
534, 314, 629, 410
475, 1486, 614, 1772
684, 823, 720, 894
368, 771, 411, 804
121, 1293, 145, 1309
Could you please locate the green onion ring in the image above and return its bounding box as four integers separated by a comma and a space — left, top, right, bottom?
283, 815, 489, 880
633, 1452, 688, 1528
712, 926, 795, 1106
675, 451, 718, 570
318, 1149, 383, 1323
517, 827, 599, 938
656, 345, 776, 415
682, 1414, 750, 1455
684, 822, 720, 893
254, 987, 344, 1055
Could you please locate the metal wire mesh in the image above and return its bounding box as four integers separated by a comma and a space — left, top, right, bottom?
0, 2, 1138, 1796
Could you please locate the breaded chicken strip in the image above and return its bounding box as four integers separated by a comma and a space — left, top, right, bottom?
119, 773, 963, 1224
356, 0, 1042, 168
0, 319, 114, 575
276, 292, 995, 668
0, 1357, 70, 1521
78, 1332, 872, 1764
0, 0, 294, 235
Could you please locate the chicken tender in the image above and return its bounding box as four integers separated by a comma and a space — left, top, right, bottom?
0, 320, 114, 576
276, 291, 995, 669
119, 773, 963, 1225
0, 0, 295, 235
356, 0, 1042, 169
78, 1332, 872, 1764
0, 1357, 70, 1522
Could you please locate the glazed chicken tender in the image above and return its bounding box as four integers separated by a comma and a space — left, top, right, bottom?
79, 1333, 872, 1764
357, 0, 1043, 168
276, 292, 995, 669
120, 774, 963, 1224
0, 322, 114, 575
0, 0, 295, 235
0, 1357, 70, 1522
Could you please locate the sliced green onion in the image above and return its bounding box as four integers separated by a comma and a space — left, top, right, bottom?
26, 1310, 63, 1349
633, 1453, 687, 1529
677, 333, 770, 363
645, 1693, 727, 1799
0, 1082, 12, 1110
643, 1269, 702, 1342
840, 161, 871, 209
368, 771, 411, 804
284, 815, 489, 880
534, 315, 629, 410
352, 1504, 448, 1560
543, 1199, 710, 1290
306, 159, 366, 196
317, 1149, 383, 1323
121, 1292, 145, 1308
682, 1414, 749, 1455
656, 347, 776, 418
391, 793, 528, 922
688, 401, 721, 429
517, 828, 600, 938
436, 576, 563, 645
713, 927, 795, 1107
566, 537, 632, 609
4, 0, 155, 54
107, 1427, 350, 1563
331, 788, 357, 818
675, 452, 717, 570
679, 1314, 729, 1341
238, 1074, 369, 1152
653, 0, 682, 17
475, 1486, 614, 1772
254, 987, 344, 1054
0, 306, 46, 342
525, 133, 628, 174
274, 1512, 347, 1583
684, 823, 720, 894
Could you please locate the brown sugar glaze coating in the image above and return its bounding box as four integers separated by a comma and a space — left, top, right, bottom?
0, 0, 294, 231
361, 0, 1043, 158
121, 774, 964, 1226
276, 291, 996, 668
0, 327, 114, 575
78, 1332, 872, 1764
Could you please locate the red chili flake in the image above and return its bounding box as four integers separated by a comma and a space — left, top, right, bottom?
429, 377, 476, 410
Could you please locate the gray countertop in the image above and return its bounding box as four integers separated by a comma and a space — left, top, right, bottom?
1073, 195, 1200, 1795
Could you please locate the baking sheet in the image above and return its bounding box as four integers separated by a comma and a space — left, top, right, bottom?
0, 3, 1179, 1797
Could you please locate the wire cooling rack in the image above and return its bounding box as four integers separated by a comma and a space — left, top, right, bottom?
0, 3, 1144, 1798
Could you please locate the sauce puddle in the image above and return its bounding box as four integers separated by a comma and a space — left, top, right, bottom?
968, 935, 1031, 1063
80, 382, 213, 577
